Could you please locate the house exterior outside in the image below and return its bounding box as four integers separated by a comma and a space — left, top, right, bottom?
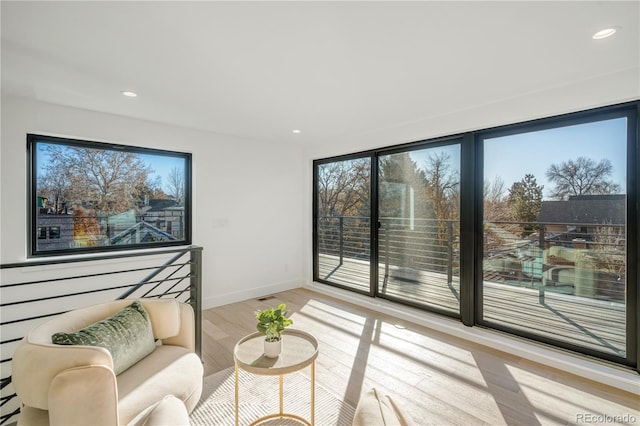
35, 200, 184, 252
538, 194, 625, 235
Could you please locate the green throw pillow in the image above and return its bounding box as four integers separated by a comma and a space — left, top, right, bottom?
52, 301, 156, 374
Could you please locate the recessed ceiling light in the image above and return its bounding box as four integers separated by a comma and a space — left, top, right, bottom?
592, 26, 620, 40
292, 129, 302, 134
121, 90, 138, 97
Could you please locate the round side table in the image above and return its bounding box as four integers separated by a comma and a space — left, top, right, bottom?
233, 329, 319, 426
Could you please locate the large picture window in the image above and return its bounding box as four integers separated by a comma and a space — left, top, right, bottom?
480, 116, 630, 359
28, 134, 191, 257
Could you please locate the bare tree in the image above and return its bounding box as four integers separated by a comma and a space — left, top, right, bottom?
546, 157, 621, 200
592, 224, 625, 276
40, 145, 151, 215
421, 152, 459, 246
423, 152, 459, 221
38, 166, 71, 213
317, 159, 370, 259
317, 159, 370, 218
483, 176, 509, 221
166, 166, 185, 205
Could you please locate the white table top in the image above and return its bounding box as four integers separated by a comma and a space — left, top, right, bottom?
233, 329, 319, 375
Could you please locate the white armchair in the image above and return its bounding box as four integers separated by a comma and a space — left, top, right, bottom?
12, 298, 203, 426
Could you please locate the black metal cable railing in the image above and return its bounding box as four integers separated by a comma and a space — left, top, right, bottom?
318, 216, 624, 301
317, 216, 461, 280
0, 245, 202, 426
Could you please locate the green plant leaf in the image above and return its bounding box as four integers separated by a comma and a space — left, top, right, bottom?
254, 303, 293, 339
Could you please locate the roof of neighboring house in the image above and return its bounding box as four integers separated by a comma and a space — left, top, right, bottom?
110, 221, 176, 244
537, 194, 625, 225
145, 199, 178, 212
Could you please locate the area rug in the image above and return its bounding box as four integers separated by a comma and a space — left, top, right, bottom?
190, 367, 356, 425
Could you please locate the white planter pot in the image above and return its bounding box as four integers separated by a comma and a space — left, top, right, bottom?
264, 339, 282, 358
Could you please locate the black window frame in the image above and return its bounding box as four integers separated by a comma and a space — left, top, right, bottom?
312, 101, 639, 371
27, 134, 192, 257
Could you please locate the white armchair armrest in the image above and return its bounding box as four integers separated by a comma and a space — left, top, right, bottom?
13, 342, 113, 410
49, 365, 118, 426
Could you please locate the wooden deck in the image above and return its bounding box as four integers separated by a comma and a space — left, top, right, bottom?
201, 288, 638, 426
318, 254, 626, 357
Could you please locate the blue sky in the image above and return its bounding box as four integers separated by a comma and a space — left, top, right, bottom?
484, 117, 627, 199
138, 153, 186, 193
408, 117, 627, 200
410, 144, 461, 178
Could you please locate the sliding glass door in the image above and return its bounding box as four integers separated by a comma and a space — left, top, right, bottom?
377, 144, 461, 315
314, 156, 371, 293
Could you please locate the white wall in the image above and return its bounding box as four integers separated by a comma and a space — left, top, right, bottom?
0, 94, 304, 309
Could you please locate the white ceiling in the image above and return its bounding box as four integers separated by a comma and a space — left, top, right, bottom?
2, 1, 639, 145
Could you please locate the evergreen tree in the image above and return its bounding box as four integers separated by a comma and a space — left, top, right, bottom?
379, 152, 431, 222
508, 174, 543, 233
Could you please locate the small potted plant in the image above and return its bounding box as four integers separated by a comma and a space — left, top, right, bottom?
255, 303, 293, 357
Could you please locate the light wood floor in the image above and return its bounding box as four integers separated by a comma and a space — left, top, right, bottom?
201, 288, 639, 426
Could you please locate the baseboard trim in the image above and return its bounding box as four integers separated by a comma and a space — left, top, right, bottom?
304, 281, 639, 395
202, 279, 301, 310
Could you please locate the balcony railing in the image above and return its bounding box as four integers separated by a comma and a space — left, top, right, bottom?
317, 216, 626, 359
318, 217, 624, 301
0, 245, 202, 426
